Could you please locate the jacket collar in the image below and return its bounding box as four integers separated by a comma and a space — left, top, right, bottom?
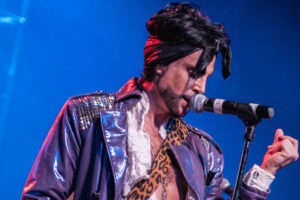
115, 77, 144, 110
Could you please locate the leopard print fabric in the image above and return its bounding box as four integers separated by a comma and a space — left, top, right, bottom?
125, 117, 188, 200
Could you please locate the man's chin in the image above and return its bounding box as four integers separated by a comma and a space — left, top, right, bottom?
172, 108, 190, 118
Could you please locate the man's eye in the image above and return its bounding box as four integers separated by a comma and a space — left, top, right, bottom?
189, 69, 205, 79
197, 70, 205, 78
195, 69, 206, 79
188, 70, 197, 78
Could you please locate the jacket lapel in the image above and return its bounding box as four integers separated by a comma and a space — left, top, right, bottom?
170, 145, 206, 200
100, 110, 128, 199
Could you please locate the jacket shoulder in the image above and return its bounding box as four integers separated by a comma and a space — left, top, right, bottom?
68, 91, 115, 130
69, 91, 115, 107
187, 125, 222, 154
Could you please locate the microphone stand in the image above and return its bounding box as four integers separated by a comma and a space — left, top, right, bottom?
231, 116, 261, 200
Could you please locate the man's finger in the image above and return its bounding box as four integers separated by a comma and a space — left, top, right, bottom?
273, 128, 284, 143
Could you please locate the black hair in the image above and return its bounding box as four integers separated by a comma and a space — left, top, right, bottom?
143, 2, 231, 80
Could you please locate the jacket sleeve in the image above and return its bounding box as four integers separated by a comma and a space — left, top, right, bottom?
238, 167, 270, 200
22, 100, 82, 199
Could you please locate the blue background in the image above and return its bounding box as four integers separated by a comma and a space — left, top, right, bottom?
0, 0, 299, 199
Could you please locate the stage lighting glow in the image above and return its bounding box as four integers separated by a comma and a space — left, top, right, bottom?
0, 16, 26, 24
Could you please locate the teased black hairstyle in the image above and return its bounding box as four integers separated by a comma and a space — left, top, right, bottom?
143, 2, 232, 80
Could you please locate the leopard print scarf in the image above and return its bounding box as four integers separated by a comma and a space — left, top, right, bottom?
125, 117, 188, 199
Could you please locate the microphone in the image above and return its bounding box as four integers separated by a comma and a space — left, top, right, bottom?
190, 94, 274, 120
220, 178, 234, 196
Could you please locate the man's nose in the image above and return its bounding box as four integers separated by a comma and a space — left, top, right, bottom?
193, 77, 206, 94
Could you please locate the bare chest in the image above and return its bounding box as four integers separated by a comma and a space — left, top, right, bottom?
145, 125, 187, 200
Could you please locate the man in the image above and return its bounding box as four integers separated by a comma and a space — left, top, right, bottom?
22, 2, 298, 200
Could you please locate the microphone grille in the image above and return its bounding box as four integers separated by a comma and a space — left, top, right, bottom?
267, 107, 275, 119
190, 94, 207, 113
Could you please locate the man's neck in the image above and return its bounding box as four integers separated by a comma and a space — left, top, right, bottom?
141, 79, 170, 128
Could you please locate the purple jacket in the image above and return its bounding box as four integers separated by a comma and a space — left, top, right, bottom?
22, 78, 269, 200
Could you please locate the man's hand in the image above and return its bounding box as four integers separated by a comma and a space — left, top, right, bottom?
261, 129, 298, 175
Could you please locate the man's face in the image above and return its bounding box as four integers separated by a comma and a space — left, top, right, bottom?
155, 50, 216, 117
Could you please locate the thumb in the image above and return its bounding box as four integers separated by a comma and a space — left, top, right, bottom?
273, 128, 284, 143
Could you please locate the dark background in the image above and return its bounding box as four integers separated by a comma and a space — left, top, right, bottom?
0, 0, 299, 199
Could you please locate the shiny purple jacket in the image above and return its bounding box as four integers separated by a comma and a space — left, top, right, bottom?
22, 78, 269, 200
